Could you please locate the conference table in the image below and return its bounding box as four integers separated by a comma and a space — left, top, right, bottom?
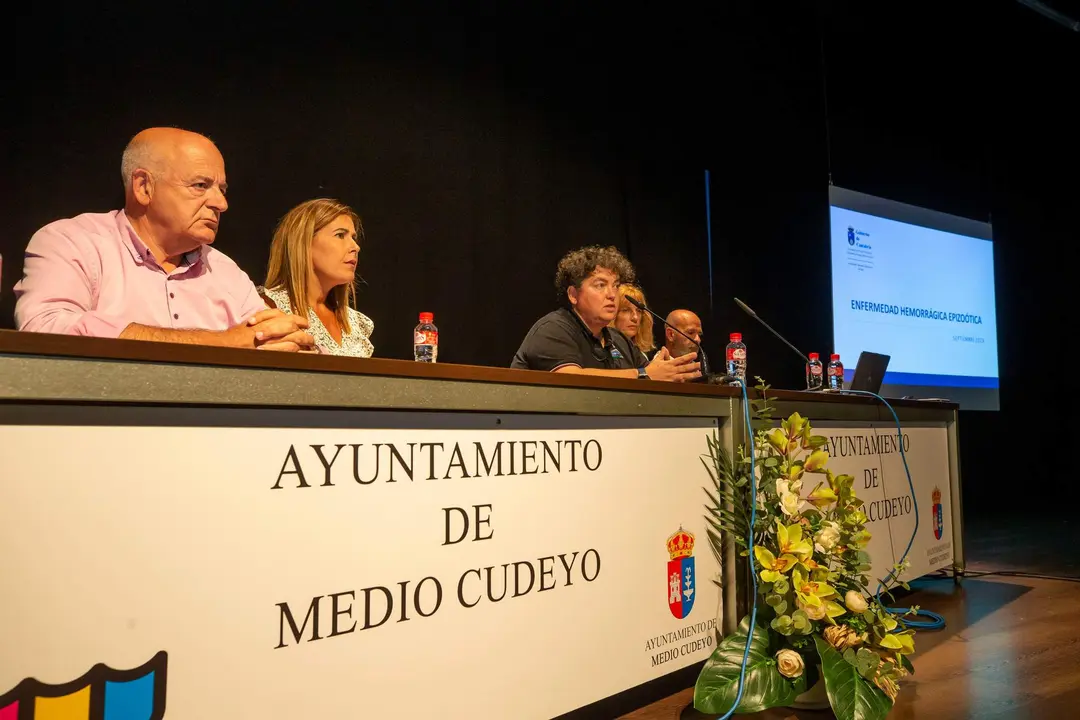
0, 331, 963, 720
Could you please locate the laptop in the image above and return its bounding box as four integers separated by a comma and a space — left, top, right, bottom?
848, 351, 890, 394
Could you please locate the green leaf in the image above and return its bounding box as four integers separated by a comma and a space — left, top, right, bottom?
854, 647, 881, 679
706, 529, 724, 568
771, 615, 794, 636
706, 529, 725, 564
694, 616, 806, 714
789, 635, 812, 650
878, 634, 903, 650
706, 511, 744, 539
814, 635, 893, 720
699, 457, 717, 484
899, 654, 915, 675
707, 507, 747, 533
807, 434, 829, 448
712, 490, 748, 517
702, 487, 725, 513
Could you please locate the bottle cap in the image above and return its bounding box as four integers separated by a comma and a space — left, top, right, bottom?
830, 353, 840, 361
419, 312, 434, 324
808, 352, 819, 360
729, 332, 742, 343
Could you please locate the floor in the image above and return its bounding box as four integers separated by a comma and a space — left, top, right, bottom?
619, 511, 1080, 720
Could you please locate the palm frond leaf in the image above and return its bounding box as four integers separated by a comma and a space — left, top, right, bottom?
701, 429, 755, 563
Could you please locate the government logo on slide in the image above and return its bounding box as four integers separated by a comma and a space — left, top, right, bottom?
667, 528, 696, 619
847, 226, 856, 246
0, 652, 167, 720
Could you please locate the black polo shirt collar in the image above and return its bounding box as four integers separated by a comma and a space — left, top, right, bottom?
564, 308, 635, 368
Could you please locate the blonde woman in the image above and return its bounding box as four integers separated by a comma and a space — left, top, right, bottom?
610, 284, 655, 356
261, 198, 375, 357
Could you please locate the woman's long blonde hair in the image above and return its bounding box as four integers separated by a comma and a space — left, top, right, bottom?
612, 284, 655, 353
265, 198, 363, 334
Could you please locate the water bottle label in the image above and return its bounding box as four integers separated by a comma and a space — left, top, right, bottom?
810, 365, 822, 375
415, 330, 438, 345
726, 348, 746, 361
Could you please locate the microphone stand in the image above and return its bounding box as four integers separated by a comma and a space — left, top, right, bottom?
733, 296, 840, 392
625, 297, 732, 384
733, 297, 811, 366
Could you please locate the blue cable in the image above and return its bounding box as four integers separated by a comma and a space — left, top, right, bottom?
715, 380, 758, 719
835, 389, 946, 631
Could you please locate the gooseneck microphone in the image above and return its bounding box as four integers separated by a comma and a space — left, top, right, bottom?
733, 297, 812, 367
625, 296, 725, 381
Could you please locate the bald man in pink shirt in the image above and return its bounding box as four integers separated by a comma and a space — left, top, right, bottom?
14, 127, 314, 351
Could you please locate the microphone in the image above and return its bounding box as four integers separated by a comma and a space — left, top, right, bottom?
733, 297, 811, 366
625, 296, 714, 380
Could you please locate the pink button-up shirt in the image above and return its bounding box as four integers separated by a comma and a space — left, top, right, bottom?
14, 210, 266, 338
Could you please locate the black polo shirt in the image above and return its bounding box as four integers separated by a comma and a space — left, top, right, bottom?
511, 308, 648, 372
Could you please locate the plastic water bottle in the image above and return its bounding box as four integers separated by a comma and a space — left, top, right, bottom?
413, 312, 438, 362
827, 353, 844, 390
725, 332, 747, 385
806, 352, 824, 390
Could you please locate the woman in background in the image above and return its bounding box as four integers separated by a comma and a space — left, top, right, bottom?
261, 198, 375, 357
611, 284, 655, 357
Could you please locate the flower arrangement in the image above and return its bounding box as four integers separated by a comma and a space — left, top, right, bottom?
694, 383, 917, 720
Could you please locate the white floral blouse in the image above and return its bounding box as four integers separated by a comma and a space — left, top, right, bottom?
260, 286, 375, 358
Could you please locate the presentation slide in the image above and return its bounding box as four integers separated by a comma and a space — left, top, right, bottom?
829, 186, 999, 411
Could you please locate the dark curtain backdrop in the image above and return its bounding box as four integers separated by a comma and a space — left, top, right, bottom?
4, 3, 719, 365
6, 2, 1078, 502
